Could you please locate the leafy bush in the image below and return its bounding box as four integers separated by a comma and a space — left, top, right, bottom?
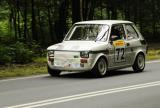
10, 42, 34, 64
0, 42, 36, 65
0, 45, 12, 64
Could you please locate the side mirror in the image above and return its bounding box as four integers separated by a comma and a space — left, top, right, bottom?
109, 40, 113, 45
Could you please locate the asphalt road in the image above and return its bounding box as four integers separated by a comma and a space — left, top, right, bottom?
1, 60, 160, 108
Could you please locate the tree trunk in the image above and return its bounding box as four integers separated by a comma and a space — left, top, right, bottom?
23, 0, 27, 40
151, 0, 156, 38
31, 0, 37, 41
72, 0, 81, 23
88, 0, 95, 20
13, 9, 17, 40
56, 0, 68, 42
17, 0, 21, 38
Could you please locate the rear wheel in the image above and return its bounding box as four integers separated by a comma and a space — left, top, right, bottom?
92, 57, 108, 77
47, 66, 61, 76
132, 53, 145, 72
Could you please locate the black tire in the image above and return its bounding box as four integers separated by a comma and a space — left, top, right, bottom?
92, 57, 108, 77
132, 53, 145, 72
47, 66, 61, 76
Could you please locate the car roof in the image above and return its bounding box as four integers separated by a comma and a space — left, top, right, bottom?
75, 20, 133, 25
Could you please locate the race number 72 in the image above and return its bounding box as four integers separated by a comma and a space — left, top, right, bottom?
115, 47, 125, 62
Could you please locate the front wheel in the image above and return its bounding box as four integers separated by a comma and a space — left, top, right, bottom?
47, 66, 61, 76
92, 57, 108, 77
132, 53, 145, 72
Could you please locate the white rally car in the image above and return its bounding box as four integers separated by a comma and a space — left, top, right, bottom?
47, 20, 147, 77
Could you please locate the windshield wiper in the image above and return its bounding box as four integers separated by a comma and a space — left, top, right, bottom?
95, 29, 108, 42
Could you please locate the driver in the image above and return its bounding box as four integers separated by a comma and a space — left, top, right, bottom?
110, 28, 122, 41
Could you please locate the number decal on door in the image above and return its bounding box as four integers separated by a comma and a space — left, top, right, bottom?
115, 47, 125, 62
113, 40, 126, 62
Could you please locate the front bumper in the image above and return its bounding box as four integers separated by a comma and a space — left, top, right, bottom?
47, 61, 92, 71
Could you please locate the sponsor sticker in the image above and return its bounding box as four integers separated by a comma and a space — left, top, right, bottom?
113, 40, 125, 47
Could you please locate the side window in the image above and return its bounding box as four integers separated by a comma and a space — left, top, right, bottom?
125, 24, 138, 39
110, 24, 125, 41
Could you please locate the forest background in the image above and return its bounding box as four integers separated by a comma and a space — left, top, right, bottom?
0, 0, 160, 65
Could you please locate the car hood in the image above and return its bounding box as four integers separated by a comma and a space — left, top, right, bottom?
47, 41, 108, 51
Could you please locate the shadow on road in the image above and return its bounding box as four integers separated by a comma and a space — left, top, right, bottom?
47, 69, 140, 79
108, 70, 136, 77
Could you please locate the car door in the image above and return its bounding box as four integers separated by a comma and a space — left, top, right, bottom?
108, 24, 127, 68
124, 24, 141, 65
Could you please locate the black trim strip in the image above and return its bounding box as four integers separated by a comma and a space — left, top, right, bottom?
90, 50, 109, 54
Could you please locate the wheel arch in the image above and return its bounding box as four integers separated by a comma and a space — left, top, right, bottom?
133, 51, 145, 65
91, 53, 108, 69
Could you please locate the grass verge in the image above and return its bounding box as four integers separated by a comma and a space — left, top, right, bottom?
0, 58, 47, 79
147, 43, 160, 60
147, 50, 160, 60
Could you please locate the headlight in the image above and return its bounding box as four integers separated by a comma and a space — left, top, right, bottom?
48, 50, 54, 57
80, 51, 89, 58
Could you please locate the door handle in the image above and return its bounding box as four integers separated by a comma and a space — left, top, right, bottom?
126, 43, 130, 46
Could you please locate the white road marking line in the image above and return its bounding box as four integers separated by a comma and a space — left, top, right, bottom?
5, 80, 160, 108
0, 75, 48, 83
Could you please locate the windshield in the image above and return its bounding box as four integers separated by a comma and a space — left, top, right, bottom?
65, 24, 109, 41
